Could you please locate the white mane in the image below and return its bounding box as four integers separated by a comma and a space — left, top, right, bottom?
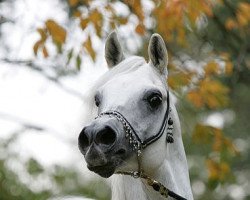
93, 56, 146, 93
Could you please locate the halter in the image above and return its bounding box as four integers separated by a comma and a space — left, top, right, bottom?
95, 91, 187, 200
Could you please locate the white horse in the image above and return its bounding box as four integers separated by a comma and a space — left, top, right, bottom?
78, 32, 193, 200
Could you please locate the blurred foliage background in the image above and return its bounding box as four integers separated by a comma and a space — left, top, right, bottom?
0, 0, 249, 199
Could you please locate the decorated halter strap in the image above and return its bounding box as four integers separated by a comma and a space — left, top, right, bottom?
116, 171, 187, 200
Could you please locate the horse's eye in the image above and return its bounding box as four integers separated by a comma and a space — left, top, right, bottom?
95, 95, 101, 107
148, 94, 162, 108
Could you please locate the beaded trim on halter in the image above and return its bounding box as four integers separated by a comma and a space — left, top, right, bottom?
95, 110, 144, 155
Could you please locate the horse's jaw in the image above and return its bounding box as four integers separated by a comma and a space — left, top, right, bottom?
111, 157, 193, 200
110, 109, 194, 200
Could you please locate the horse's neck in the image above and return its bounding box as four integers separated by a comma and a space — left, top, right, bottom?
110, 106, 193, 200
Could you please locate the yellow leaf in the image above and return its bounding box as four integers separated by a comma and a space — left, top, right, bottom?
117, 16, 128, 25
45, 19, 67, 44
125, 0, 144, 21
187, 78, 229, 109
80, 18, 89, 30
212, 129, 223, 152
187, 90, 204, 108
213, 129, 239, 155
204, 61, 220, 76
225, 61, 233, 75
89, 9, 102, 22
192, 124, 214, 144
238, 2, 250, 18
206, 159, 231, 181
83, 36, 96, 61
206, 159, 220, 180
237, 2, 250, 27
33, 40, 43, 56
42, 46, 49, 58
68, 0, 79, 7
89, 9, 103, 37
37, 28, 47, 41
199, 79, 229, 108
237, 12, 248, 27
225, 18, 238, 30
224, 138, 239, 156
73, 10, 81, 18
110, 21, 116, 29
135, 23, 145, 35
168, 71, 193, 90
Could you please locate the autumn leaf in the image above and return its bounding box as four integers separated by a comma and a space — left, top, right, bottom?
68, 0, 79, 7
135, 23, 145, 35
200, 79, 229, 108
152, 0, 216, 45
73, 10, 81, 18
188, 78, 229, 109
124, 0, 144, 21
187, 90, 204, 108
37, 28, 47, 41
225, 61, 233, 75
236, 12, 248, 27
42, 46, 49, 58
83, 36, 96, 61
168, 71, 193, 90
192, 123, 214, 144
80, 18, 89, 30
116, 16, 128, 25
45, 19, 67, 44
193, 123, 238, 157
236, 2, 250, 27
213, 129, 238, 155
33, 28, 48, 56
89, 9, 103, 37
204, 61, 220, 76
225, 18, 238, 30
33, 40, 43, 56
206, 159, 231, 182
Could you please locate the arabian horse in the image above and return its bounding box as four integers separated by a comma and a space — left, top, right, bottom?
78, 32, 193, 200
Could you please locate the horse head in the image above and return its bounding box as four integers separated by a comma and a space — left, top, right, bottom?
78, 32, 172, 179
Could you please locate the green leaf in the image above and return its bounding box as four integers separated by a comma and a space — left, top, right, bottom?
26, 158, 44, 175
66, 49, 74, 65
76, 54, 82, 70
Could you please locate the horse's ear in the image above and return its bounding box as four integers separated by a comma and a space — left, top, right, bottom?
105, 31, 125, 69
148, 33, 168, 74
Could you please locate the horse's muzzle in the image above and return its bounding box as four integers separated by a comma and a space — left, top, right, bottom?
78, 117, 130, 177
78, 119, 118, 154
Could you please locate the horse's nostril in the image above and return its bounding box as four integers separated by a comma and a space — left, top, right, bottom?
115, 149, 126, 155
96, 126, 117, 146
78, 128, 90, 150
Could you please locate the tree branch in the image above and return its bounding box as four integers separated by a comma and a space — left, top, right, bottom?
0, 112, 74, 145
1, 58, 86, 100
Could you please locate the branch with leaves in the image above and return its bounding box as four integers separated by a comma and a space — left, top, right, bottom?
24, 0, 250, 196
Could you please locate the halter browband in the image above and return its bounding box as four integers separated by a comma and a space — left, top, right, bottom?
95, 90, 187, 200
